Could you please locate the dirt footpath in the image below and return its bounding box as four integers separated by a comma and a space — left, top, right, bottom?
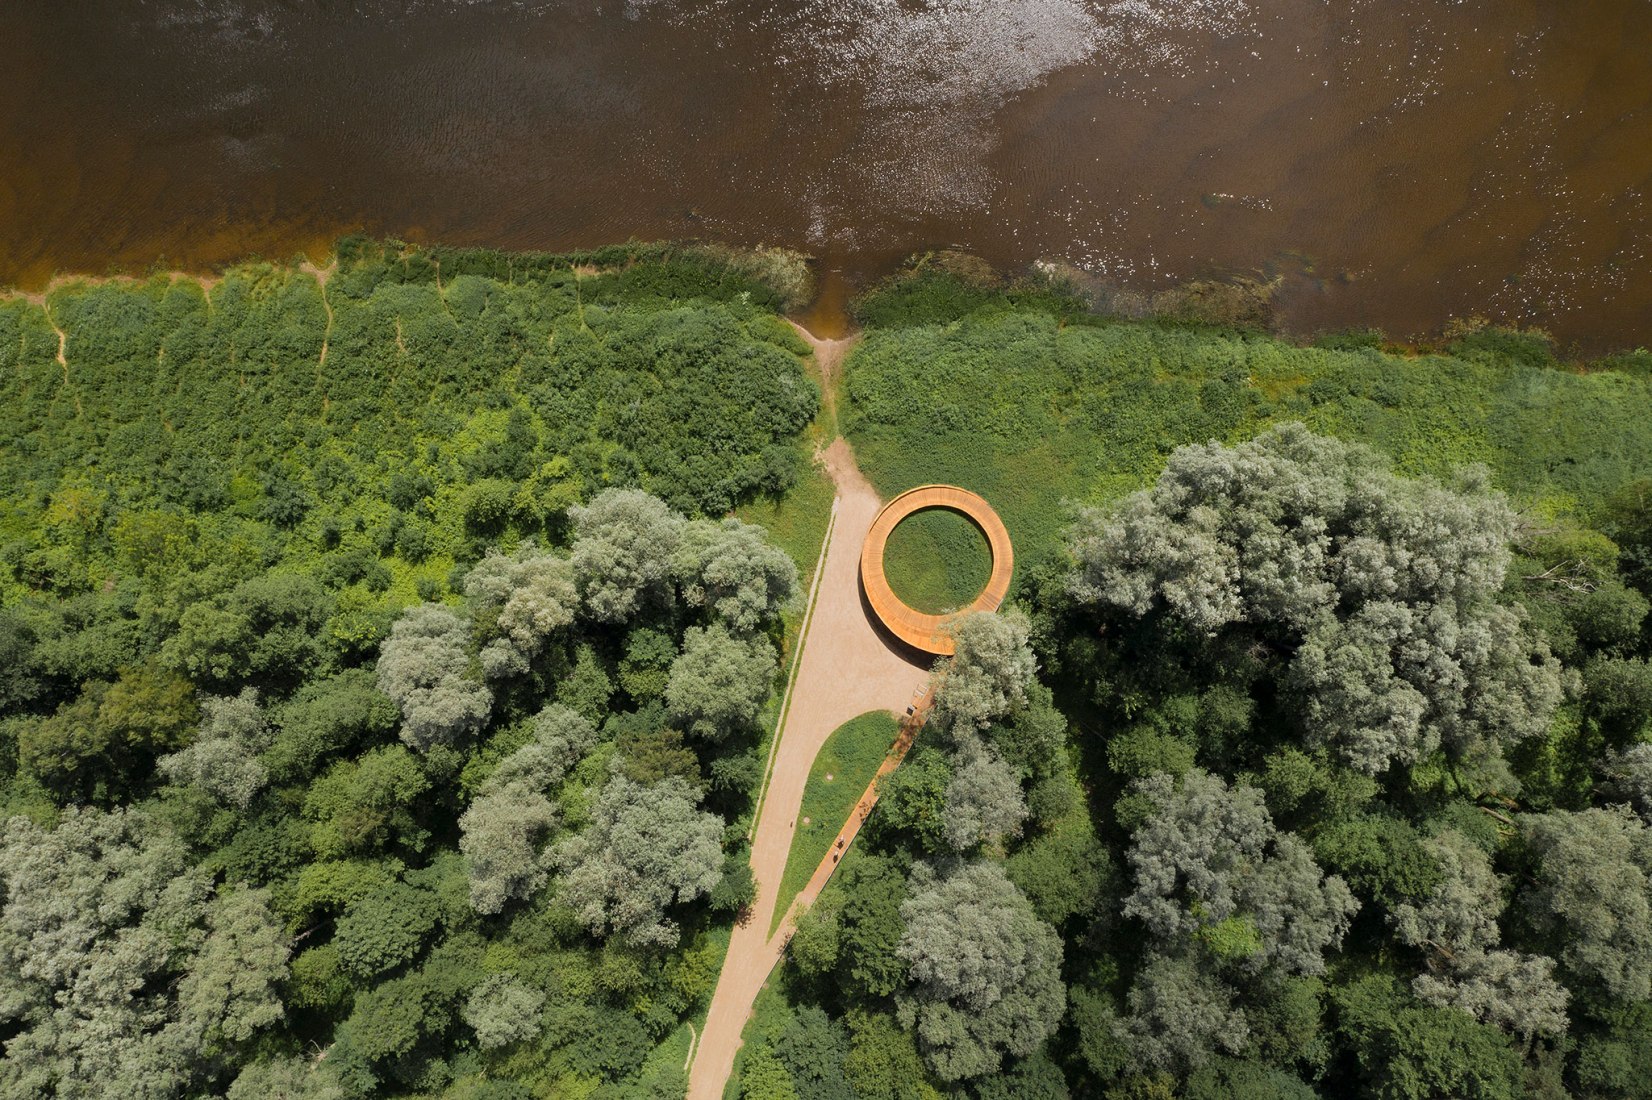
686, 403, 930, 1099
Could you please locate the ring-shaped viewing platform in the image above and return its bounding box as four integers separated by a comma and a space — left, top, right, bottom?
859, 485, 1014, 656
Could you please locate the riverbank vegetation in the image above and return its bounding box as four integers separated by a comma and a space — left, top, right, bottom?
734, 263, 1652, 1099
5, 242, 1652, 1100
0, 241, 821, 1098
843, 260, 1652, 584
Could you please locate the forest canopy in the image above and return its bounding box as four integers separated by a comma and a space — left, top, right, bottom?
739, 266, 1652, 1100
0, 243, 818, 1098
5, 248, 1652, 1100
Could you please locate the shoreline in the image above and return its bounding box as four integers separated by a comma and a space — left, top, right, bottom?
5, 239, 1650, 368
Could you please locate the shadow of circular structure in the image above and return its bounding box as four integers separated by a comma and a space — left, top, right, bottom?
859, 485, 1014, 656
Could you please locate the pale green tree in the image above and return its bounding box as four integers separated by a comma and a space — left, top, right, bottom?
459, 706, 598, 914
460, 783, 560, 915
1412, 949, 1569, 1043
375, 603, 491, 751
673, 517, 798, 633
158, 688, 274, 808
1290, 599, 1560, 774
1125, 769, 1357, 976
941, 735, 1028, 852
1068, 424, 1562, 776
492, 704, 601, 791
931, 610, 1038, 736
894, 859, 1064, 1081
1391, 830, 1505, 958
1120, 951, 1251, 1074
0, 808, 289, 1098
225, 1055, 345, 1100
665, 622, 776, 740
464, 545, 578, 679
462, 972, 546, 1049
1523, 805, 1652, 1001
551, 772, 724, 948
569, 488, 685, 623
1392, 831, 1567, 1040
1602, 742, 1652, 822
177, 886, 290, 1048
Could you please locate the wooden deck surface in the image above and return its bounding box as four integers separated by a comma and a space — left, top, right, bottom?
858, 484, 1013, 655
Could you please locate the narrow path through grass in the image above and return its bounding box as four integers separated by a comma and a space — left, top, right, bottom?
769, 710, 898, 935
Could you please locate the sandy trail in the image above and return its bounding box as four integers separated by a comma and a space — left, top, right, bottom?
686, 331, 929, 1100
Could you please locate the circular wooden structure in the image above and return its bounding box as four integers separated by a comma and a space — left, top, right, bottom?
859, 485, 1014, 656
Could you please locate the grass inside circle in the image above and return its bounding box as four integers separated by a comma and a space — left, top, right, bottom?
881, 506, 992, 615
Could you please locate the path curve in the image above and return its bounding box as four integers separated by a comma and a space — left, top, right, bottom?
860, 485, 1014, 655
686, 336, 930, 1100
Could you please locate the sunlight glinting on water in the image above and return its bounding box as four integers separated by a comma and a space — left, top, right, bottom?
1, 0, 1648, 345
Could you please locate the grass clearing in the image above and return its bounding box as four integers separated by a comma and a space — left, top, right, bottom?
735, 449, 835, 587
882, 506, 993, 614
770, 710, 900, 935
842, 294, 1652, 577
722, 978, 797, 1100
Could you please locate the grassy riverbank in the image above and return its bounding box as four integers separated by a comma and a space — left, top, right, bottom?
842, 267, 1652, 580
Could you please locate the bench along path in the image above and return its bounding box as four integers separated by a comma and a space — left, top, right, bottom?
686, 340, 930, 1100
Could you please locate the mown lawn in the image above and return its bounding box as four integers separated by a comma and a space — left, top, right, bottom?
882, 506, 993, 614
770, 710, 899, 935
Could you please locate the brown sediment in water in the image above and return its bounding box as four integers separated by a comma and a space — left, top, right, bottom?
792, 265, 856, 342
1, 2, 1649, 349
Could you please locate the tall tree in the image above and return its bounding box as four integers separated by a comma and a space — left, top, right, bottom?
665, 622, 776, 740
1392, 830, 1568, 1040
569, 488, 685, 623
1522, 805, 1652, 1002
1119, 951, 1251, 1074
1601, 742, 1652, 821
159, 689, 274, 808
1125, 769, 1357, 976
941, 735, 1028, 852
551, 772, 724, 948
375, 604, 492, 751
1068, 424, 1563, 776
462, 973, 545, 1050
463, 545, 579, 679
459, 706, 601, 911
894, 859, 1064, 1081
177, 885, 291, 1049
931, 611, 1038, 736
460, 778, 559, 915
0, 808, 289, 1097
673, 517, 799, 633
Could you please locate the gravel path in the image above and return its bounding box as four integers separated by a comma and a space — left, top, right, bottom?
686, 332, 930, 1100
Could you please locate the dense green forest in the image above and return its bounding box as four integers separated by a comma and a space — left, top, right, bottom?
0, 242, 821, 1098
5, 243, 1652, 1100
731, 263, 1652, 1099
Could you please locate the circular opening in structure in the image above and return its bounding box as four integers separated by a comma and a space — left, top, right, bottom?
880, 506, 993, 616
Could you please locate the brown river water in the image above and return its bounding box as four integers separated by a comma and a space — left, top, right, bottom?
2, 1, 1649, 348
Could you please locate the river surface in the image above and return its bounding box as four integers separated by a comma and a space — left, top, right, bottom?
2, 1, 1649, 348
